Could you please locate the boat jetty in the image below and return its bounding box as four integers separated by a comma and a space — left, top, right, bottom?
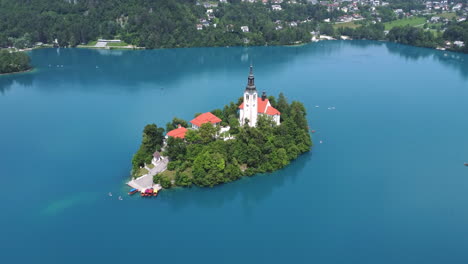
127, 173, 162, 198
127, 154, 168, 197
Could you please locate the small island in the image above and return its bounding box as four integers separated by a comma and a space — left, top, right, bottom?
129, 66, 312, 193
0, 50, 32, 75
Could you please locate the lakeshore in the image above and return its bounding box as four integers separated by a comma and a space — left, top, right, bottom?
0, 67, 34, 76
2, 42, 468, 263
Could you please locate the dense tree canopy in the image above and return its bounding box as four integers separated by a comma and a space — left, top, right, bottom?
0, 0, 322, 49
131, 123, 165, 175
0, 0, 467, 53
0, 50, 31, 74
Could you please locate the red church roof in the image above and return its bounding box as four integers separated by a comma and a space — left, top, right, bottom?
266, 106, 280, 115
190, 112, 222, 127
239, 98, 281, 116
166, 126, 187, 139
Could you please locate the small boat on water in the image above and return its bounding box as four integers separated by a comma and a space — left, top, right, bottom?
128, 188, 138, 195
311, 130, 316, 133
108, 192, 112, 197
464, 162, 468, 167
118, 196, 123, 200
140, 188, 158, 197
141, 188, 154, 197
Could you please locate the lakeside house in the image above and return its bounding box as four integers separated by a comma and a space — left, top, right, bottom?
190, 112, 222, 129
454, 41, 465, 48
166, 125, 188, 139
241, 26, 249, 32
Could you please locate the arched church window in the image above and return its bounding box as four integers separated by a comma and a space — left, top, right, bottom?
246, 94, 249, 100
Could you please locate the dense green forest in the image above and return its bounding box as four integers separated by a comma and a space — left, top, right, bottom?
0, 51, 31, 74
131, 93, 312, 188
1, 0, 467, 53
0, 0, 327, 48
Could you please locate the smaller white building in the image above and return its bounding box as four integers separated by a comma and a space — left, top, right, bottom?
272, 5, 282, 11
152, 151, 162, 165
454, 41, 465, 48
241, 26, 249, 32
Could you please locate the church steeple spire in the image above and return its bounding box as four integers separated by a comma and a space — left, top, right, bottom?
246, 65, 256, 91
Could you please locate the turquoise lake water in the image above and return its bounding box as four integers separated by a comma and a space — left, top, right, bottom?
1, 41, 468, 263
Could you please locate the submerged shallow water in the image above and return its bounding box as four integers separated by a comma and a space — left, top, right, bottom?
1, 41, 468, 263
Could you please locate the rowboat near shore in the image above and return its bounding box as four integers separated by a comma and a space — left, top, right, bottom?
128, 188, 138, 195
141, 188, 159, 197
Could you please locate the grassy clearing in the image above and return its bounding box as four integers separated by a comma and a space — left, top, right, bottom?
333, 21, 361, 29
147, 163, 155, 169
158, 167, 193, 181
86, 40, 97, 46
107, 41, 129, 47
158, 170, 176, 181
135, 167, 149, 178
439, 12, 457, 19
384, 17, 426, 30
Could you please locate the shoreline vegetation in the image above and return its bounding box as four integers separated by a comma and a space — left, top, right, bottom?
0, 50, 32, 75
131, 93, 312, 189
1, 0, 467, 55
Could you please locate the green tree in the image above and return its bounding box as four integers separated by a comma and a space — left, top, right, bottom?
165, 136, 187, 161
199, 123, 219, 144
175, 171, 192, 187
166, 117, 189, 132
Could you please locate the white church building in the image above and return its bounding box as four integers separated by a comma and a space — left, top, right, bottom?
239, 66, 281, 127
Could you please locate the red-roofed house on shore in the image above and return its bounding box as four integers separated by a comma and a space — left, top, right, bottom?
239, 66, 281, 127
166, 125, 188, 139
190, 112, 222, 129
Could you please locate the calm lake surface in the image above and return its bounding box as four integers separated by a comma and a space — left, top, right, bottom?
1, 41, 468, 263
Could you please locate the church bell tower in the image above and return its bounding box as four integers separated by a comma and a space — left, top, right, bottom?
242, 65, 258, 127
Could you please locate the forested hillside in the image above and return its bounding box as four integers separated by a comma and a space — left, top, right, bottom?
0, 0, 324, 48
1, 0, 467, 53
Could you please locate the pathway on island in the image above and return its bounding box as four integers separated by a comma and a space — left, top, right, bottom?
127, 158, 168, 191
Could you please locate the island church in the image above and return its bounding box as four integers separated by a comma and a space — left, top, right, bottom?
164, 66, 280, 140
239, 66, 281, 127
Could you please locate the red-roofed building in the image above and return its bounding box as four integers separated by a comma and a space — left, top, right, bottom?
190, 112, 222, 129
166, 125, 188, 139
238, 66, 281, 127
